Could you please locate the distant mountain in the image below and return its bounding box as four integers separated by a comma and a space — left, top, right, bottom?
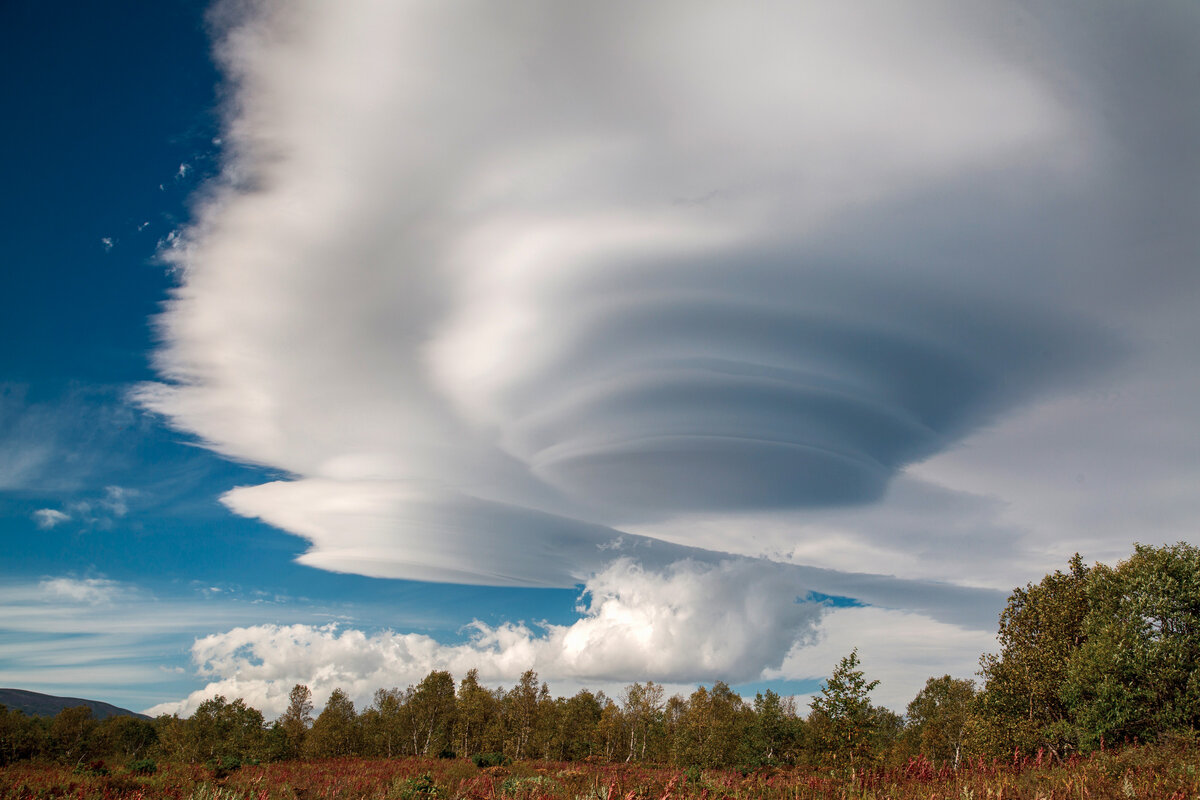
0, 688, 150, 720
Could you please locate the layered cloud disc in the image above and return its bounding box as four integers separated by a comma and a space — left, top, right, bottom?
138, 0, 1198, 631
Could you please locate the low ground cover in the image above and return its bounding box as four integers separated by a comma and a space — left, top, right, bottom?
1, 738, 1198, 800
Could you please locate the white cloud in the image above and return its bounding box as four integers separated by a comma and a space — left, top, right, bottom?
139, 0, 1113, 585
149, 565, 1000, 718
149, 558, 824, 717
32, 508, 70, 529
39, 576, 125, 605
132, 0, 1200, 691
101, 485, 133, 517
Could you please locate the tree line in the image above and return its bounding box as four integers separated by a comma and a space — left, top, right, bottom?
2, 542, 1196, 771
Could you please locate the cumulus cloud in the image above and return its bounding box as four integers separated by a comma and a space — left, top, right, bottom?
135, 0, 1200, 691
150, 557, 823, 716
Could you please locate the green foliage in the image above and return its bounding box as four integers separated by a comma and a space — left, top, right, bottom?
470, 750, 511, 767
905, 675, 974, 768
277, 683, 313, 759
409, 670, 457, 757
100, 714, 158, 760
1064, 542, 1200, 747
748, 689, 803, 765
675, 682, 751, 768
127, 756, 158, 774
974, 554, 1091, 756
0, 704, 46, 765
391, 771, 440, 799
454, 669, 500, 758
973, 544, 1200, 756
49, 706, 99, 765
809, 649, 881, 766
549, 689, 603, 761
186, 696, 267, 764
72, 758, 108, 776
305, 688, 361, 758
500, 774, 557, 798
206, 754, 245, 779
619, 681, 666, 762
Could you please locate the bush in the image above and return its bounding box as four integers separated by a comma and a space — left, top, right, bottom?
206, 754, 243, 779
471, 751, 511, 768
437, 748, 457, 759
128, 757, 158, 775
391, 771, 439, 800
73, 760, 109, 776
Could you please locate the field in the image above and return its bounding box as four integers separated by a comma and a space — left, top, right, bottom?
2, 741, 1199, 800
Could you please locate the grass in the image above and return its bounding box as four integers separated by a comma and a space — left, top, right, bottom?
1, 740, 1197, 799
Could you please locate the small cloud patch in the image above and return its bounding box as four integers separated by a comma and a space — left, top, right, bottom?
32, 508, 70, 529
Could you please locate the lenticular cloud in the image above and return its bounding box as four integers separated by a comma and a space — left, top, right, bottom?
140, 0, 1123, 591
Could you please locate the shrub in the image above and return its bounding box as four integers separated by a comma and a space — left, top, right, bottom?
471, 751, 511, 768
128, 757, 158, 775
391, 771, 439, 800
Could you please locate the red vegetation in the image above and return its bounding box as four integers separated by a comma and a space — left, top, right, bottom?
1, 739, 1198, 800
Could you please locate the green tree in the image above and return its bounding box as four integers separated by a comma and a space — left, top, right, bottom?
305, 688, 360, 758
454, 669, 499, 757
0, 705, 45, 765
1064, 542, 1200, 747
409, 670, 457, 756
809, 649, 880, 767
553, 690, 603, 761
277, 684, 313, 760
620, 681, 665, 762
186, 696, 266, 763
48, 706, 98, 765
749, 689, 802, 765
677, 682, 750, 768
99, 715, 158, 760
974, 554, 1090, 756
595, 698, 623, 761
503, 670, 544, 759
905, 675, 975, 768
361, 688, 407, 758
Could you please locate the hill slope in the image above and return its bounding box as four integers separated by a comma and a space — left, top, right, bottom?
0, 688, 150, 720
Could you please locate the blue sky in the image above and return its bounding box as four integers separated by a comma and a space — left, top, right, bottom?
2, 0, 1198, 716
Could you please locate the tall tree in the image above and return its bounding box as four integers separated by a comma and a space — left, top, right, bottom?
553, 690, 603, 761
48, 706, 97, 766
1064, 542, 1200, 747
305, 688, 360, 758
750, 689, 802, 765
974, 555, 1090, 756
620, 682, 665, 762
454, 669, 498, 757
186, 696, 266, 763
905, 676, 974, 768
677, 682, 750, 768
0, 705, 44, 765
277, 684, 314, 759
361, 688, 407, 758
99, 715, 158, 760
504, 670, 543, 759
409, 670, 457, 756
809, 650, 880, 767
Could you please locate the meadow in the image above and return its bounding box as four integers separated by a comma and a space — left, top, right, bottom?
2, 739, 1198, 800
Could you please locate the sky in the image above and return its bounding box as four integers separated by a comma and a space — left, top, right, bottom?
1, 0, 1197, 718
